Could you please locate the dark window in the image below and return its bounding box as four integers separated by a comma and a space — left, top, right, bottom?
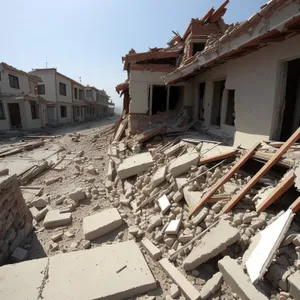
225, 90, 235, 126
38, 84, 45, 95
192, 42, 205, 56
0, 101, 5, 119
74, 88, 78, 99
30, 101, 40, 119
60, 105, 67, 118
79, 89, 83, 100
59, 82, 67, 96
9, 74, 20, 89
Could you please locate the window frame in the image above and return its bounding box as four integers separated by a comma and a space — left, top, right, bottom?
60, 105, 67, 118
38, 84, 45, 95
30, 101, 40, 120
59, 82, 67, 96
8, 74, 20, 89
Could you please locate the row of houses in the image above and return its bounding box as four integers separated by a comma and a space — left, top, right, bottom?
0, 63, 115, 131
116, 0, 300, 148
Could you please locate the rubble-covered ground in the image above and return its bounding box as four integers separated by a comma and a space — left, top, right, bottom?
11, 116, 300, 300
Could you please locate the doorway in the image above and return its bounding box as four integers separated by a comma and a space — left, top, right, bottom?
199, 82, 206, 120
211, 80, 226, 126
152, 85, 167, 115
8, 103, 22, 128
280, 58, 300, 141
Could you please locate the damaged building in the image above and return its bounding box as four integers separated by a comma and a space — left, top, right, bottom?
116, 0, 300, 148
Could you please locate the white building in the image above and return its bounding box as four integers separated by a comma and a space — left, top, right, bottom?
30, 68, 85, 125
0, 63, 46, 131
85, 86, 110, 119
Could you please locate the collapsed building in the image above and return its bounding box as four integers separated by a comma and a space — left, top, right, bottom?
116, 0, 300, 148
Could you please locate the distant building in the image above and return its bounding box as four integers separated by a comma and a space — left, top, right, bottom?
0, 63, 46, 131
30, 68, 86, 125
85, 86, 111, 119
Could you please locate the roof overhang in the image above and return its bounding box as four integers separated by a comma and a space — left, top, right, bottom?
164, 1, 300, 84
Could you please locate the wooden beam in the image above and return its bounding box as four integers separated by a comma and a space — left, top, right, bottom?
222, 127, 300, 214
290, 196, 300, 213
189, 142, 260, 217
256, 171, 296, 213
252, 151, 291, 168
199, 149, 238, 165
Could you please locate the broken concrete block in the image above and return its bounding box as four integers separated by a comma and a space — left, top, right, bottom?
183, 188, 201, 211
128, 226, 139, 236
69, 188, 85, 202
218, 256, 268, 300
117, 152, 154, 180
170, 284, 180, 298
11, 247, 28, 263
30, 206, 49, 222
51, 232, 63, 242
87, 165, 97, 175
151, 166, 167, 187
159, 258, 201, 300
178, 229, 194, 244
158, 194, 171, 214
83, 240, 91, 249
147, 215, 162, 232
245, 209, 294, 283
55, 195, 66, 205
31, 197, 48, 209
183, 220, 240, 271
191, 207, 209, 226
107, 159, 115, 181
288, 271, 300, 299
44, 210, 72, 229
141, 238, 161, 261
168, 151, 199, 178
165, 219, 181, 235
45, 177, 62, 186
83, 208, 122, 241
200, 272, 223, 300
173, 191, 183, 203
164, 142, 184, 157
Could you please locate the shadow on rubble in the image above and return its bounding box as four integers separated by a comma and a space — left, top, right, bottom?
92, 222, 129, 245
27, 232, 47, 260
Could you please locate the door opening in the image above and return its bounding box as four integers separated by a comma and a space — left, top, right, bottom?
280, 58, 300, 141
211, 80, 225, 126
8, 103, 22, 128
152, 85, 167, 115
199, 82, 206, 120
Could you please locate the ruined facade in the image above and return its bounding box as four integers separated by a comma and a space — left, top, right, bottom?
117, 0, 300, 147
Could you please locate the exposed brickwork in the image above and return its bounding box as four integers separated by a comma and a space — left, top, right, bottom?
0, 175, 32, 265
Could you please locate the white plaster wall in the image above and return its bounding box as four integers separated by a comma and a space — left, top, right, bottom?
56, 74, 72, 104
195, 34, 300, 148
0, 101, 11, 131
0, 66, 31, 94
30, 71, 57, 103
129, 70, 189, 114
73, 83, 85, 102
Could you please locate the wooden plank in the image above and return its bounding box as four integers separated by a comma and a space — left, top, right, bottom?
199, 149, 237, 164
252, 151, 291, 168
256, 171, 296, 213
222, 127, 300, 214
190, 142, 260, 217
290, 196, 300, 212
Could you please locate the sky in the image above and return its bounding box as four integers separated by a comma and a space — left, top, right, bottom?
1, 0, 267, 112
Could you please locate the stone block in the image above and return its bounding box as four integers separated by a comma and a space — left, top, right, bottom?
117, 152, 153, 180
168, 151, 199, 178
165, 219, 181, 235
141, 238, 162, 261
69, 188, 85, 202
151, 166, 167, 187
30, 206, 49, 222
83, 208, 122, 241
288, 271, 300, 300
44, 210, 72, 229
158, 194, 171, 214
31, 197, 48, 209
200, 272, 223, 300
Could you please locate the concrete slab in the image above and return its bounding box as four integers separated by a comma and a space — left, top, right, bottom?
151, 166, 167, 187
288, 271, 300, 299
200, 272, 223, 300
164, 142, 185, 157
117, 152, 153, 179
175, 177, 188, 190
0, 257, 48, 300
44, 210, 72, 229
183, 188, 201, 210
183, 220, 240, 271
141, 238, 162, 261
158, 194, 171, 214
42, 241, 156, 300
218, 256, 268, 300
168, 151, 199, 178
83, 208, 122, 240
159, 258, 201, 300
165, 219, 181, 235
245, 209, 294, 283
0, 241, 156, 300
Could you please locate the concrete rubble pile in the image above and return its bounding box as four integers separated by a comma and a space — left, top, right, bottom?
1, 118, 300, 299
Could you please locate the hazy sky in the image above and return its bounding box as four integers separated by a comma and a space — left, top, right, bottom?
1, 0, 267, 111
